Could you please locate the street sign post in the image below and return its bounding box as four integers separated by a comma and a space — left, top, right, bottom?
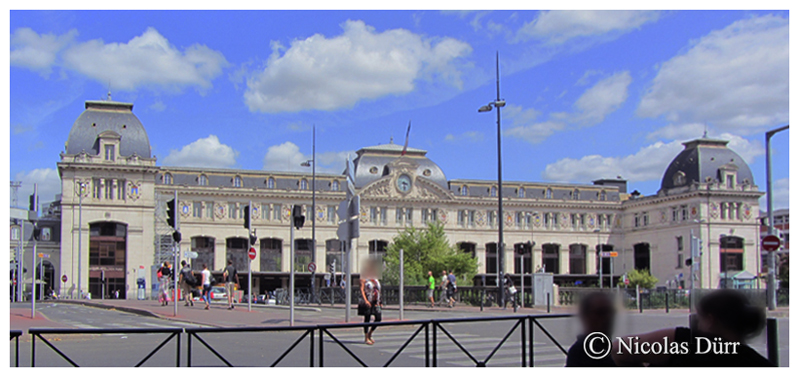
184, 251, 198, 259
248, 247, 257, 260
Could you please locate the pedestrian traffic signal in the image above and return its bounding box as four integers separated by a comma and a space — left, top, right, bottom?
172, 231, 182, 243
243, 205, 251, 230
292, 205, 305, 229
685, 258, 692, 267
249, 233, 258, 247
166, 198, 177, 229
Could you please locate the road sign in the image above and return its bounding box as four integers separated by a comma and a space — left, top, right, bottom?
184, 251, 198, 259
38, 253, 50, 259
600, 251, 619, 258
762, 235, 781, 252
609, 251, 618, 257
248, 247, 257, 260
308, 262, 317, 273
61, 274, 67, 283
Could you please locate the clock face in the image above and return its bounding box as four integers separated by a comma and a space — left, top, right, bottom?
396, 174, 412, 193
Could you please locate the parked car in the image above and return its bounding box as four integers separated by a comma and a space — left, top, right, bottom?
210, 286, 227, 301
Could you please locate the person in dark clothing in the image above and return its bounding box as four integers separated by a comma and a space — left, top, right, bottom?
612, 289, 774, 367
566, 291, 617, 367
222, 260, 239, 310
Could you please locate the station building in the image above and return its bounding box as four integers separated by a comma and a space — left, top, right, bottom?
42, 99, 765, 299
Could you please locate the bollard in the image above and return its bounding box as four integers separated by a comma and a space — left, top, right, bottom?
665, 291, 669, 313
546, 293, 551, 313
481, 288, 485, 312
767, 318, 778, 366
638, 294, 643, 313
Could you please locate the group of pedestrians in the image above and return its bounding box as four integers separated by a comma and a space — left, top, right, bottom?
566, 289, 774, 367
171, 259, 238, 311
427, 270, 457, 308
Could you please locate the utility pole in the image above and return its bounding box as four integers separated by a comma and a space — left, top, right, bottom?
173, 189, 180, 317
312, 125, 317, 304
77, 182, 85, 299
766, 125, 789, 310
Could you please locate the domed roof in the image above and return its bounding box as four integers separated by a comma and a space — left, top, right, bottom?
660, 137, 754, 192
65, 100, 151, 158
352, 142, 447, 189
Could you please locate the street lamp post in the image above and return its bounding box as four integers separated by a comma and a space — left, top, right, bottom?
77, 181, 86, 298
478, 51, 506, 307
594, 229, 602, 289
766, 125, 789, 310
301, 125, 317, 304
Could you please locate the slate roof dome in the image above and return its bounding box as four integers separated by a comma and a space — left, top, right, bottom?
660, 137, 754, 192
65, 100, 151, 158
352, 142, 447, 189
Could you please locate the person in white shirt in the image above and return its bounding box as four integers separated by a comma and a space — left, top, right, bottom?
201, 264, 212, 310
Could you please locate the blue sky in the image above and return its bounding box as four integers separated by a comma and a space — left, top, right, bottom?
10, 10, 790, 210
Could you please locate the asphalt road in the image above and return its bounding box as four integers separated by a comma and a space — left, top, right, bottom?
9, 303, 789, 367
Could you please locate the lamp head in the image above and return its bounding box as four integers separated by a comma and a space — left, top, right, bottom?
494, 100, 506, 108
300, 160, 312, 167
478, 104, 493, 113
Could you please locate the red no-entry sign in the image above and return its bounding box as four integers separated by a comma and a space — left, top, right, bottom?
762, 235, 781, 252
248, 247, 257, 260
61, 274, 68, 283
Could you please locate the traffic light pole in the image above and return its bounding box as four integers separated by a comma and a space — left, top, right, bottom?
290, 221, 295, 325
32, 231, 37, 318
766, 125, 788, 310
172, 190, 180, 318
345, 239, 351, 323
248, 200, 253, 313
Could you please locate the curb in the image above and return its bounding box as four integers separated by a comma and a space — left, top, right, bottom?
55, 300, 162, 319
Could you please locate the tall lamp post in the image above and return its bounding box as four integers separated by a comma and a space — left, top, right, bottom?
478, 51, 506, 306
765, 125, 789, 310
301, 125, 317, 304
77, 181, 86, 298
594, 229, 602, 289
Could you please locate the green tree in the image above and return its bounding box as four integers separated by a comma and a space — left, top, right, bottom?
778, 254, 789, 290
618, 269, 658, 289
383, 222, 478, 286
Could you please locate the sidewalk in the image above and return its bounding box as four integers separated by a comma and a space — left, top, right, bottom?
9, 306, 63, 330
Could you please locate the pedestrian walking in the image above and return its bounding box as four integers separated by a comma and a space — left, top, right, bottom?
427, 271, 436, 308
158, 262, 172, 306
503, 273, 517, 310
201, 263, 212, 310
223, 260, 239, 310
438, 270, 448, 306
179, 260, 195, 307
359, 259, 382, 345
447, 270, 457, 308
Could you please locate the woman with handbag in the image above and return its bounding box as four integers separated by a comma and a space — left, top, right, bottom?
158, 262, 172, 306
359, 259, 382, 345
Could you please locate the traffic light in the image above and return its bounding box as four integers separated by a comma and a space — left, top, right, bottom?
249, 233, 258, 247
172, 231, 182, 243
166, 198, 177, 229
292, 205, 305, 230
685, 258, 692, 267
243, 205, 251, 230
32, 227, 41, 241
29, 193, 38, 212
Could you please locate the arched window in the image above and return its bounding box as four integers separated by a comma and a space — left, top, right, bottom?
331, 180, 340, 191
163, 173, 173, 185
572, 189, 580, 200
267, 177, 275, 189
300, 179, 309, 190
198, 174, 208, 186
233, 176, 242, 188
546, 188, 552, 199
460, 185, 469, 196
599, 190, 606, 201
491, 186, 497, 197
673, 171, 686, 186
519, 187, 525, 198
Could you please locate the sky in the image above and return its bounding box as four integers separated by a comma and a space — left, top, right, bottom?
10, 10, 790, 211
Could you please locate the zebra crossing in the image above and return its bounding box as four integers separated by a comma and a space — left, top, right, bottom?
325, 329, 568, 367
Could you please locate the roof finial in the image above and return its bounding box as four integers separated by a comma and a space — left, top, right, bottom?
703, 123, 708, 138
107, 82, 112, 101
390, 136, 394, 144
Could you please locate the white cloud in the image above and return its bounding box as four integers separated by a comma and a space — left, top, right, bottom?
162, 135, 238, 168
760, 177, 789, 210
10, 28, 77, 77
13, 168, 62, 205
516, 10, 661, 44
646, 122, 708, 141
444, 131, 484, 143
719, 133, 764, 164
637, 15, 789, 134
505, 121, 565, 145
570, 71, 631, 125
244, 20, 472, 113
262, 141, 353, 174
61, 27, 228, 92
543, 140, 684, 183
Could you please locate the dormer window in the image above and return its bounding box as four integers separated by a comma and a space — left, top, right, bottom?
460, 185, 469, 196
199, 174, 208, 186
267, 177, 275, 189
331, 180, 340, 191
599, 190, 607, 201
300, 179, 308, 190
673, 171, 687, 186
104, 145, 115, 161
546, 188, 553, 199
233, 176, 243, 188
572, 189, 580, 200
726, 174, 735, 189
491, 186, 497, 197
163, 173, 173, 185
518, 187, 525, 198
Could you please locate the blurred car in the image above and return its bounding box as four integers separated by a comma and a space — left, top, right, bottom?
209, 286, 227, 301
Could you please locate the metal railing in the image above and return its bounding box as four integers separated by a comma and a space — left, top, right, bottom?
10, 330, 22, 367
185, 325, 317, 367
28, 327, 183, 367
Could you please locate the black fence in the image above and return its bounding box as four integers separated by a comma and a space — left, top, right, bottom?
10, 330, 22, 367
559, 287, 790, 311
22, 314, 572, 367
317, 286, 502, 307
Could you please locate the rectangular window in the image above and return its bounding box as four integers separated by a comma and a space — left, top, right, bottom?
672, 207, 678, 222
458, 210, 465, 226
396, 207, 404, 224
468, 210, 475, 227
193, 202, 203, 218
240, 203, 247, 219
273, 204, 282, 221
104, 179, 114, 200
431, 209, 438, 223
93, 178, 102, 199
634, 213, 640, 228
380, 207, 387, 225
642, 212, 649, 226
681, 206, 688, 221
553, 212, 560, 229
421, 209, 429, 224
516, 212, 523, 228
525, 213, 533, 229
104, 145, 115, 161
488, 211, 496, 228
580, 214, 586, 229
117, 179, 126, 200
726, 174, 734, 189
370, 207, 378, 224
406, 207, 413, 226
677, 252, 684, 269
262, 203, 270, 220
571, 214, 578, 229
229, 203, 237, 219
206, 201, 214, 219
327, 205, 336, 223
677, 236, 684, 251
